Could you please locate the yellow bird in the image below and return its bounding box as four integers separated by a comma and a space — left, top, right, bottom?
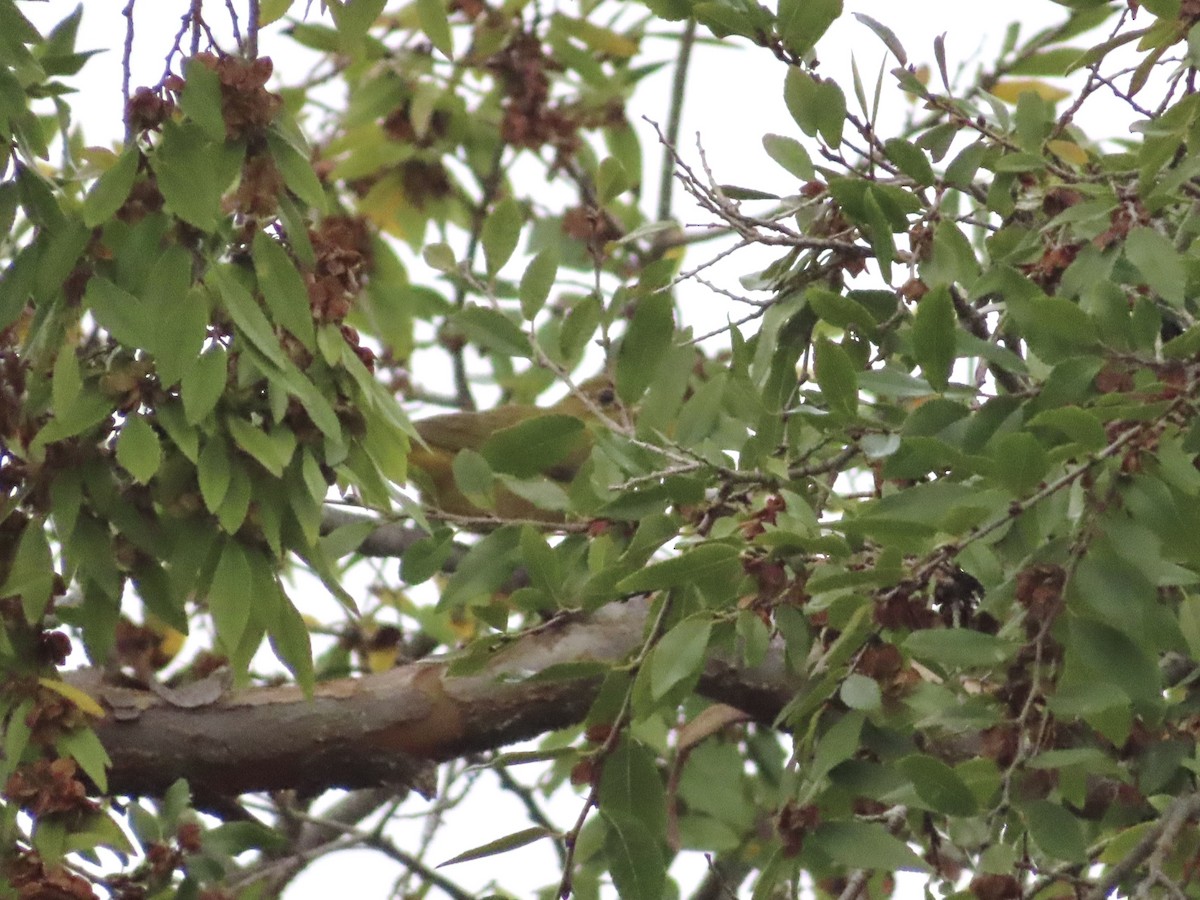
408, 376, 621, 520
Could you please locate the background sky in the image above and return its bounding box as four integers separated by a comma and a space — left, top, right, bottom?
20, 1, 1085, 896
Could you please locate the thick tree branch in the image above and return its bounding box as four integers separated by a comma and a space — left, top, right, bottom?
76, 597, 799, 799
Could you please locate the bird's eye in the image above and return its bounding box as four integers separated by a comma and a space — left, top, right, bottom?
598, 387, 615, 406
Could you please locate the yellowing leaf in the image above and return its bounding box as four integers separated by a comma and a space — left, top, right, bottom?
1047, 139, 1089, 166
989, 79, 1071, 104
38, 677, 105, 718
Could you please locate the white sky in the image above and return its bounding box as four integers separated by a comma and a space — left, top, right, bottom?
20, 1, 1088, 897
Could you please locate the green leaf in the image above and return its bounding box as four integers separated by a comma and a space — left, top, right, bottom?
482, 198, 523, 276
84, 276, 153, 350
267, 589, 314, 695
617, 292, 674, 403
55, 728, 111, 794
3, 521, 54, 622
839, 673, 881, 711
198, 436, 232, 513
481, 414, 584, 478
810, 821, 931, 872
813, 336, 858, 417
603, 814, 666, 900
1024, 800, 1087, 863
762, 133, 815, 180
51, 345, 81, 416
902, 629, 1015, 669
437, 526, 521, 610
1027, 406, 1106, 451
180, 57, 227, 141
151, 120, 237, 231
519, 246, 559, 320
616, 543, 740, 594
596, 156, 630, 204
416, 0, 453, 57
116, 415, 162, 484
651, 617, 712, 700
181, 345, 228, 425
911, 285, 956, 391
990, 431, 1048, 495
423, 242, 456, 272
82, 147, 138, 228
227, 416, 296, 477
784, 68, 821, 138
854, 13, 907, 65
253, 232, 316, 350
898, 754, 978, 816
454, 305, 531, 357
1125, 226, 1185, 307
208, 265, 288, 369
776, 0, 842, 58
810, 711, 864, 781
207, 539, 252, 653
152, 279, 209, 388
439, 827, 555, 867
599, 739, 667, 835
267, 129, 329, 213
883, 138, 934, 185
1068, 617, 1161, 707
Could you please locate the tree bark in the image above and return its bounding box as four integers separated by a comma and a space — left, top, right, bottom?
74, 596, 799, 799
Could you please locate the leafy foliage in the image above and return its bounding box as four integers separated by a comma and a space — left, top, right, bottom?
6, 0, 1200, 897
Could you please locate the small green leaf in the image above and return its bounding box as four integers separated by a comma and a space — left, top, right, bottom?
599, 740, 667, 835
762, 133, 815, 180
455, 305, 531, 357
596, 156, 630, 204
776, 0, 842, 58
839, 673, 881, 710
439, 827, 554, 867
482, 198, 523, 276
267, 130, 329, 214
603, 814, 666, 900
55, 728, 111, 795
82, 147, 138, 228
207, 539, 252, 653
813, 336, 858, 417
617, 292, 674, 403
810, 711, 864, 782
227, 416, 296, 477
423, 242, 456, 272
883, 138, 934, 185
416, 0, 453, 57
209, 266, 288, 369
253, 232, 316, 350
181, 345, 228, 425
3, 521, 54, 622
990, 431, 1048, 495
116, 415, 162, 484
451, 448, 494, 509
180, 57, 227, 141
1024, 800, 1087, 863
651, 617, 712, 700
616, 543, 740, 594
854, 13, 907, 64
51, 345, 81, 416
810, 821, 930, 872
519, 247, 559, 320
898, 754, 978, 816
911, 285, 956, 390
84, 276, 153, 350
197, 436, 232, 513
1125, 226, 1185, 307
902, 629, 1015, 669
